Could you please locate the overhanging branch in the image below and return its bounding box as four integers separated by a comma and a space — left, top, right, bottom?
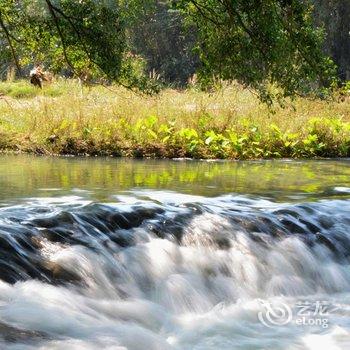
0, 11, 22, 76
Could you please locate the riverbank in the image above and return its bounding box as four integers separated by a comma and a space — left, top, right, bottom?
1, 80, 350, 159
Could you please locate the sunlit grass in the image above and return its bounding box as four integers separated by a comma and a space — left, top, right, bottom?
0, 79, 350, 158
0, 79, 67, 99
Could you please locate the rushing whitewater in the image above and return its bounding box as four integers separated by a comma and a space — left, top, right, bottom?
0, 190, 349, 350
0, 156, 350, 349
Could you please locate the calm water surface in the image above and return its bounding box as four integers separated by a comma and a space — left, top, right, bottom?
0, 155, 349, 349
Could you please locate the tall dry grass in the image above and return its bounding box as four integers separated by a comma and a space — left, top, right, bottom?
0, 79, 350, 158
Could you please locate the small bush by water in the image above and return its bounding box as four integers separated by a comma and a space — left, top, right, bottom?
0, 80, 350, 159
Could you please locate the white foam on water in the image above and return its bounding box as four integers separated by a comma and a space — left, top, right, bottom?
1, 201, 350, 349
334, 187, 350, 194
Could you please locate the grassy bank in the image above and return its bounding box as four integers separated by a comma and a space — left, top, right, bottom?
1, 79, 350, 159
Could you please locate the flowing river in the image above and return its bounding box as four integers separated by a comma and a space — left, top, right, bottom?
0, 155, 350, 349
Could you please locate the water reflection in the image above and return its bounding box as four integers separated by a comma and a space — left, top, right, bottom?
0, 155, 350, 203
0, 155, 350, 348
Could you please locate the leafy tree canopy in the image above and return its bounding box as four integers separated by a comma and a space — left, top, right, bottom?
0, 0, 158, 92
0, 0, 337, 101
1, 1, 124, 75
174, 0, 337, 103
124, 0, 199, 85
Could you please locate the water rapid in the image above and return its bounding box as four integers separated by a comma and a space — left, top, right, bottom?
0, 190, 349, 349
0, 156, 350, 349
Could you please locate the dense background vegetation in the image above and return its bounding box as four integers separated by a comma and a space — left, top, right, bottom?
0, 0, 350, 159
0, 0, 347, 100
314, 0, 350, 81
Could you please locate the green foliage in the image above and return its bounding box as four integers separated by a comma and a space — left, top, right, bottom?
0, 0, 341, 101
174, 0, 337, 103
125, 0, 198, 85
0, 0, 158, 92
338, 81, 350, 97
1, 80, 350, 159
133, 115, 350, 159
58, 0, 125, 79
313, 0, 350, 81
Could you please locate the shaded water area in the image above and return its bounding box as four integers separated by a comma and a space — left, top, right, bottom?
0, 155, 350, 349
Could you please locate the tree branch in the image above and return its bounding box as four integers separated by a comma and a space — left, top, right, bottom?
189, 0, 224, 26
45, 0, 117, 80
0, 11, 22, 76
44, 0, 76, 74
